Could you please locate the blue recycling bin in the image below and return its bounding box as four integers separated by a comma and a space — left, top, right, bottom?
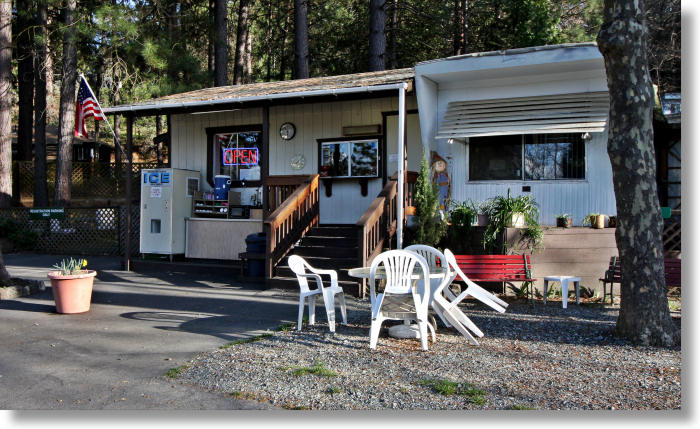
214, 175, 231, 200
245, 232, 266, 277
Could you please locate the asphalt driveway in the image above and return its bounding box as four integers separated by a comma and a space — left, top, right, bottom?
0, 254, 301, 410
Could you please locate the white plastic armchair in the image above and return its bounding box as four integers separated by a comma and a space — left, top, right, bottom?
404, 244, 457, 327
288, 255, 347, 333
428, 249, 508, 345
368, 250, 435, 351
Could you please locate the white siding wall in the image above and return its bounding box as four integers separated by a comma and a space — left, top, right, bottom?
436, 130, 617, 226
169, 95, 418, 224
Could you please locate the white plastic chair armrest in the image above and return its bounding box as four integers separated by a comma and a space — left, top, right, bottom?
305, 266, 338, 283
296, 272, 325, 290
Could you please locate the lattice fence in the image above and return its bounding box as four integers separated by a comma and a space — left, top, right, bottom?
1, 206, 140, 256
663, 215, 681, 256
13, 161, 159, 202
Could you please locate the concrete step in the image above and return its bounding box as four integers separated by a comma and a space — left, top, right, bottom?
292, 245, 357, 259
267, 276, 363, 297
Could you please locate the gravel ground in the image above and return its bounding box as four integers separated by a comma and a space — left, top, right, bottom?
177, 291, 681, 410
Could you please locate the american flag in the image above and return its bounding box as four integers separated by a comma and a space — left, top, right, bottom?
74, 77, 105, 138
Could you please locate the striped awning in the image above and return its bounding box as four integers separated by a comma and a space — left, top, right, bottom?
436, 91, 609, 139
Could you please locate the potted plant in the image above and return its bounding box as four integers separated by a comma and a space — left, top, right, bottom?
608, 215, 617, 228
47, 258, 96, 314
556, 213, 573, 228
474, 200, 491, 226
483, 190, 542, 252
583, 213, 606, 229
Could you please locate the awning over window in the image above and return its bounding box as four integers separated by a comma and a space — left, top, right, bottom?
436, 91, 609, 139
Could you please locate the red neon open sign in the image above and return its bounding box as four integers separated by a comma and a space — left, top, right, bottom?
222, 148, 259, 166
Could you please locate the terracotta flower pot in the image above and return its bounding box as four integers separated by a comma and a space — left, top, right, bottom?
47, 270, 96, 314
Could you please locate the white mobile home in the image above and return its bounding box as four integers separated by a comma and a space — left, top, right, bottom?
415, 43, 616, 226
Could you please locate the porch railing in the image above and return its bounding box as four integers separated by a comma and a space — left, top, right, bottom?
663, 209, 681, 257
263, 175, 319, 280
264, 175, 315, 216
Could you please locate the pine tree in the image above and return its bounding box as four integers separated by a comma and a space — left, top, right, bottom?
412, 154, 446, 247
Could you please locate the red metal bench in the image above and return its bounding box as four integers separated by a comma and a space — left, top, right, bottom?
601, 256, 682, 307
451, 254, 537, 305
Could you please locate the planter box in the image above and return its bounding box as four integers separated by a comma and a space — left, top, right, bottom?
556, 218, 573, 228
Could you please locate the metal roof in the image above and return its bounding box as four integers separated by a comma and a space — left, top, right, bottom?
104, 68, 414, 115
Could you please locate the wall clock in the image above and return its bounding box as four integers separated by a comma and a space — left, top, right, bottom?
280, 122, 296, 140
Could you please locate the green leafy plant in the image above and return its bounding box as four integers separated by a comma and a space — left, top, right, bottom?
418, 379, 486, 404
411, 154, 447, 247
556, 213, 571, 221
582, 213, 600, 226
482, 190, 542, 252
52, 257, 88, 275
445, 200, 478, 253
285, 361, 337, 378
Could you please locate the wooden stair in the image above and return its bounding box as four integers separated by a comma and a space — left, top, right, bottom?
268, 225, 363, 297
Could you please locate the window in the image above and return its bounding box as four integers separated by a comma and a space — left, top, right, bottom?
206, 125, 263, 187
319, 139, 379, 178
469, 133, 585, 181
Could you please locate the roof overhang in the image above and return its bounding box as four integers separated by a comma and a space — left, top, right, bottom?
104, 70, 414, 117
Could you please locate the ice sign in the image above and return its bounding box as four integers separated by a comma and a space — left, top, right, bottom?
222, 148, 258, 166
143, 171, 171, 185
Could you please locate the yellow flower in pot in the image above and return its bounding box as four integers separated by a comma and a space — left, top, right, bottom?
47, 257, 97, 314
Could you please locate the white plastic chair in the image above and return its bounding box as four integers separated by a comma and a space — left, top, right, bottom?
368, 250, 435, 351
429, 249, 508, 345
404, 244, 457, 327
288, 255, 347, 333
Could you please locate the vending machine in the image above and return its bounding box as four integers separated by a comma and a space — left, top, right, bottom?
140, 168, 200, 257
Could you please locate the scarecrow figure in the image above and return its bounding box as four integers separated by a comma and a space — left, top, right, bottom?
431, 151, 450, 211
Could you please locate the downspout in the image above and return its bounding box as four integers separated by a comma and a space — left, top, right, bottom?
397, 83, 406, 249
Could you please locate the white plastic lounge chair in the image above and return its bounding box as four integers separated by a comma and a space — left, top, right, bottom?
368, 250, 435, 351
429, 249, 508, 345
288, 255, 347, 333
404, 244, 457, 327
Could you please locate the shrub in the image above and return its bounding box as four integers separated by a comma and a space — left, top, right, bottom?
445, 200, 477, 253
411, 154, 447, 247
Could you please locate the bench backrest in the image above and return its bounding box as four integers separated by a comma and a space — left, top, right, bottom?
452, 254, 533, 282
604, 256, 681, 286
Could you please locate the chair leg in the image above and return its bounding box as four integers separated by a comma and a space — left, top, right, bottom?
369, 317, 383, 349
337, 293, 348, 325
562, 280, 569, 309
308, 296, 316, 326
418, 321, 429, 351
297, 297, 305, 331
322, 290, 336, 333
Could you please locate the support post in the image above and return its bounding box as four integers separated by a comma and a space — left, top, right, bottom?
396, 84, 406, 249
123, 114, 133, 271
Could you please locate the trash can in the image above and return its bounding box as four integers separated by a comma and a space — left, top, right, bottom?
245, 232, 266, 277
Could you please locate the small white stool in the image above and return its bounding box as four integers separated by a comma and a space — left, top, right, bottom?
543, 276, 581, 309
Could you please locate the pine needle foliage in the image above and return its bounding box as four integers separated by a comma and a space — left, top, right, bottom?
411, 154, 446, 247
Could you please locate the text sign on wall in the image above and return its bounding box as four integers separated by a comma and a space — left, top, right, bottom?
142, 170, 171, 186
29, 208, 65, 220
222, 148, 259, 166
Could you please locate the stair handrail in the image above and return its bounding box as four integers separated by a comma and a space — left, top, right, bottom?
264, 174, 320, 280
357, 178, 398, 272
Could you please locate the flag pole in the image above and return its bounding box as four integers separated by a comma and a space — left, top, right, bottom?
78, 73, 126, 158
79, 73, 132, 271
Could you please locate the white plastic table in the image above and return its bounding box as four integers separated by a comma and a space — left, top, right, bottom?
347, 266, 446, 338
543, 276, 581, 309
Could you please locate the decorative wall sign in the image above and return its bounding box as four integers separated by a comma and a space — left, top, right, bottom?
290, 154, 306, 170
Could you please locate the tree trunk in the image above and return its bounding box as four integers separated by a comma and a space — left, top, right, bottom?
33, 0, 49, 207
388, 0, 398, 69
293, 0, 309, 79
279, 2, 293, 81
234, 0, 250, 84
167, 2, 181, 82
0, 248, 10, 284
369, 0, 386, 71
597, 0, 678, 347
0, 0, 12, 208
55, 0, 78, 207
17, 0, 35, 162
214, 0, 228, 86
156, 115, 165, 165
245, 26, 252, 82
208, 0, 215, 84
